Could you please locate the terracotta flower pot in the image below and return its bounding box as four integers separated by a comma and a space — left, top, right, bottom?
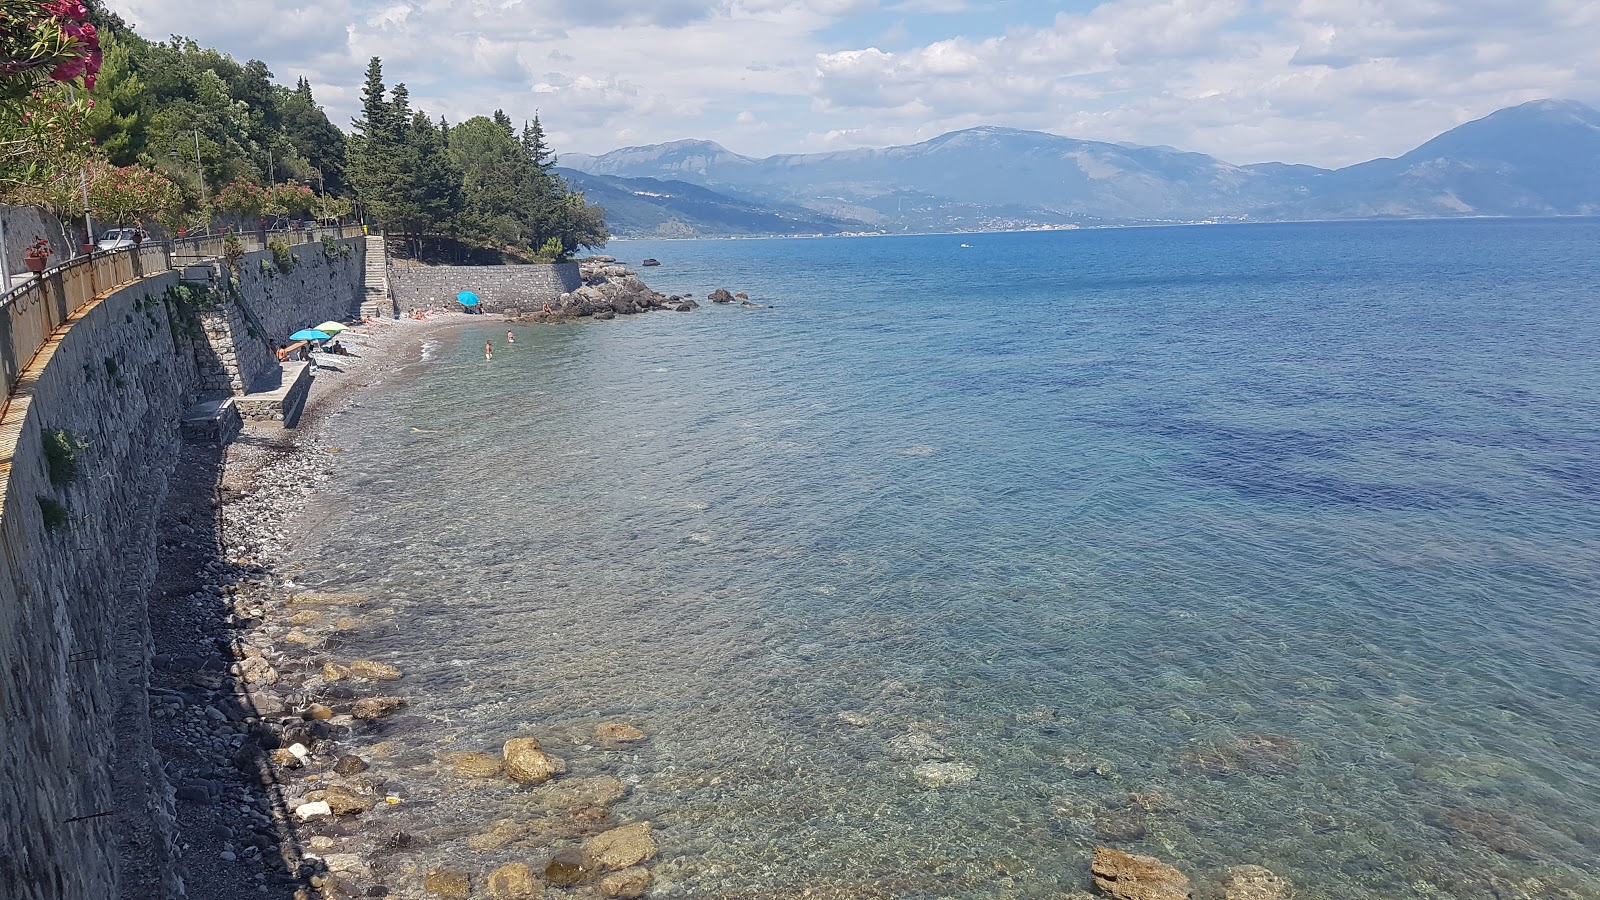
82, 243, 95, 255
26, 256, 48, 274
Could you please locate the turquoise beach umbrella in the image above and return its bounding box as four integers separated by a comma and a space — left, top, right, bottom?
290, 329, 332, 341
457, 291, 480, 307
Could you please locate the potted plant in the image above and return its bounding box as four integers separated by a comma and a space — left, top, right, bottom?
25, 237, 53, 274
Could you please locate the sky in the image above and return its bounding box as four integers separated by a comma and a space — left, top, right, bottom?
105, 0, 1600, 167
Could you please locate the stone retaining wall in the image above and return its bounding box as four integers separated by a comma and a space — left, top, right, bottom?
0, 236, 367, 900
388, 262, 580, 312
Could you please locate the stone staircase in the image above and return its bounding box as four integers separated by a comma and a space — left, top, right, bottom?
360, 234, 397, 319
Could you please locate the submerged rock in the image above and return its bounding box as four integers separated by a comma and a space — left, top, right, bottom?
468, 819, 526, 852
1177, 733, 1299, 777
1093, 806, 1149, 843
913, 761, 977, 787
347, 659, 402, 681
709, 289, 734, 303
595, 722, 646, 750
599, 866, 652, 899
539, 775, 626, 809
582, 822, 657, 871
446, 750, 504, 779
317, 784, 374, 816
544, 848, 591, 886
333, 755, 369, 776
1090, 846, 1192, 900
352, 696, 406, 719
504, 737, 567, 785
487, 862, 542, 899
1218, 865, 1290, 900
424, 868, 471, 898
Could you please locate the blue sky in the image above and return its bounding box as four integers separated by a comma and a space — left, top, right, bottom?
108, 0, 1600, 167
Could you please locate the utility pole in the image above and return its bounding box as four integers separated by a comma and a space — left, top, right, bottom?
66, 86, 94, 250
0, 215, 12, 291
193, 130, 205, 204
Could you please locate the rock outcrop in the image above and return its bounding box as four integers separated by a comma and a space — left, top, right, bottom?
506, 257, 683, 322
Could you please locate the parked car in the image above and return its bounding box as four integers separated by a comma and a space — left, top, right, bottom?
96, 227, 149, 252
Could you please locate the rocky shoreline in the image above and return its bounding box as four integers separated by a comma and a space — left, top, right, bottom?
501, 257, 763, 323
145, 313, 1294, 900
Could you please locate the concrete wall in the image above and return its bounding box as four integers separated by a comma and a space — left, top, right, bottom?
388, 261, 580, 312
1, 204, 73, 282
0, 237, 367, 900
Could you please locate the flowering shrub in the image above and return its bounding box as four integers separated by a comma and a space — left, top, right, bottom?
265, 182, 316, 216
24, 235, 52, 259
84, 161, 182, 226
0, 0, 102, 103
211, 179, 268, 215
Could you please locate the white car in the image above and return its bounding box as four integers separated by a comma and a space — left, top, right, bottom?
96, 227, 149, 252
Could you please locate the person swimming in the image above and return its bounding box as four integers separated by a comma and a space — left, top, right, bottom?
484, 339, 493, 361
506, 330, 515, 345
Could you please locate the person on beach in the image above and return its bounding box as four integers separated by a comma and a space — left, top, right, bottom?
506, 330, 515, 345
275, 342, 289, 362
485, 339, 493, 361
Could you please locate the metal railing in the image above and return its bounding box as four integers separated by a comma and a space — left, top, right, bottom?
0, 223, 366, 403
169, 224, 365, 268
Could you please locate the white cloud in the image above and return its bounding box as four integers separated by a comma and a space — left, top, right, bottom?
104, 0, 1600, 167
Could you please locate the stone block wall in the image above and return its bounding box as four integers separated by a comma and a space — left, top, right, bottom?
0, 270, 195, 900
0, 235, 368, 900
388, 262, 580, 312
189, 238, 365, 396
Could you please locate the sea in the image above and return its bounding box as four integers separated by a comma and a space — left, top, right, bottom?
290, 219, 1600, 899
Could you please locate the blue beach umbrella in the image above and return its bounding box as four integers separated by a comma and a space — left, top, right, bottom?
290, 329, 332, 341
457, 291, 480, 307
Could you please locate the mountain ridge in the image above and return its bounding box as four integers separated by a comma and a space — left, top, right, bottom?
563, 100, 1600, 236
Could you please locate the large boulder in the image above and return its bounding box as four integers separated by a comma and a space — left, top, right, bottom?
582, 822, 657, 871
504, 737, 567, 785
709, 288, 735, 303
1090, 846, 1192, 900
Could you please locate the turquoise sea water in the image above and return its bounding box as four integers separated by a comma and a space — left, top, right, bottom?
296, 220, 1600, 898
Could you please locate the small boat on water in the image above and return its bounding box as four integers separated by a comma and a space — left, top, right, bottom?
959, 243, 972, 248
641, 258, 661, 266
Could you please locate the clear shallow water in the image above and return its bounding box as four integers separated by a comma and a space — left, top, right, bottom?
294, 220, 1600, 898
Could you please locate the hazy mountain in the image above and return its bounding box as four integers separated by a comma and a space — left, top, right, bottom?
555, 168, 864, 237
563, 100, 1600, 233
1276, 99, 1600, 218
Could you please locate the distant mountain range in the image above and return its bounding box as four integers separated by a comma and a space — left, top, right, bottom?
560, 99, 1600, 237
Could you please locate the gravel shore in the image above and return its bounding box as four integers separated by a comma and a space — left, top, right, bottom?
146, 315, 461, 900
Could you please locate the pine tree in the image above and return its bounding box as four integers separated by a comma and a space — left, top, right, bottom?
521, 115, 555, 174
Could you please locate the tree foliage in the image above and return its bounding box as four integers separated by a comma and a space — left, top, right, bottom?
347, 57, 607, 257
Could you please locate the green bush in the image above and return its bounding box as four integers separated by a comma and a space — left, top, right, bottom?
38, 497, 70, 532
321, 235, 340, 260
269, 239, 298, 272
42, 429, 87, 487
